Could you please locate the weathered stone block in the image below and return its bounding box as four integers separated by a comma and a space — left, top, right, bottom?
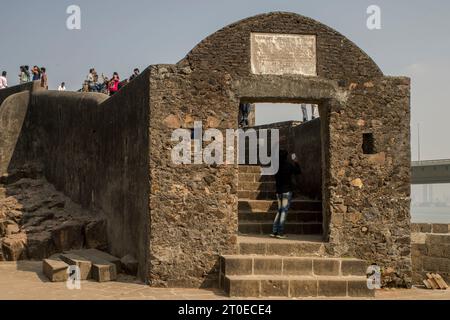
71, 248, 121, 273
226, 278, 260, 297
341, 259, 367, 276
318, 279, 347, 297
432, 224, 449, 234
282, 258, 313, 276
68, 249, 118, 281
427, 234, 450, 245
239, 242, 266, 255
254, 258, 282, 275
313, 259, 340, 276
2, 234, 26, 260
59, 253, 92, 280
260, 280, 289, 297
289, 279, 318, 297
91, 260, 117, 282
222, 256, 252, 275
347, 280, 375, 297
43, 258, 69, 282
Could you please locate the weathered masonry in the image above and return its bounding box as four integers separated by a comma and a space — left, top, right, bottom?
0, 12, 411, 296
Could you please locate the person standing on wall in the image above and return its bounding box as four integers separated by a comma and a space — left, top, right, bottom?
239, 103, 251, 127
19, 66, 29, 84
311, 104, 319, 120
24, 66, 31, 82
0, 71, 8, 89
58, 82, 66, 91
129, 68, 140, 82
32, 66, 41, 81
301, 104, 308, 122
108, 72, 120, 96
40, 67, 48, 89
271, 149, 301, 239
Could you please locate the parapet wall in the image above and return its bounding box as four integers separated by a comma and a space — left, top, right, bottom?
411, 223, 450, 285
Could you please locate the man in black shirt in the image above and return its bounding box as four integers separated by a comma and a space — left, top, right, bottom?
271, 149, 301, 239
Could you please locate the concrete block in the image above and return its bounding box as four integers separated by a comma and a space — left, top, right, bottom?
43, 258, 69, 282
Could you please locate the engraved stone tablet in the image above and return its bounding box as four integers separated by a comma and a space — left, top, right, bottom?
251, 33, 317, 76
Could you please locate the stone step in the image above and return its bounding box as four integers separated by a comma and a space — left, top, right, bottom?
239, 200, 322, 212
238, 191, 276, 200
239, 191, 312, 200
42, 257, 69, 282
239, 210, 322, 223
223, 275, 374, 298
239, 173, 275, 184
239, 222, 322, 235
238, 181, 276, 192
220, 255, 367, 277
238, 235, 327, 257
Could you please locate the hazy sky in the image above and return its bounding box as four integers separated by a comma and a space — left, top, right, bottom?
1, 0, 449, 161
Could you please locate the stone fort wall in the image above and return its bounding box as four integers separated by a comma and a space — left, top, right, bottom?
0, 74, 151, 281
0, 12, 412, 288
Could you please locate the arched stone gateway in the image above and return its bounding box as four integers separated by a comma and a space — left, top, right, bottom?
0, 12, 411, 296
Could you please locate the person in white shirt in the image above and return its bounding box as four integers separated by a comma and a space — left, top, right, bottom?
58, 82, 66, 91
0, 71, 8, 89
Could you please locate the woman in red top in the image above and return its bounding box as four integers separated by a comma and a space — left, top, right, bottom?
108, 72, 120, 96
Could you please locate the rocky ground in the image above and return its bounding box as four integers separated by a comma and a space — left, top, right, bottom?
0, 164, 107, 262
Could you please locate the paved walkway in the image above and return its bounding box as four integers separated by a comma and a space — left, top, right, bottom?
0, 261, 449, 300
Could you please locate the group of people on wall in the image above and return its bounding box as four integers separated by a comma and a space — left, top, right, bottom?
0, 65, 140, 96
82, 68, 140, 96
0, 66, 48, 90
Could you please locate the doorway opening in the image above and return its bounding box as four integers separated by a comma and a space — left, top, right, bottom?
237, 102, 324, 239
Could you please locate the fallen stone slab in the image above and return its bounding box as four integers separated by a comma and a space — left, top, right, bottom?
43, 258, 69, 282
70, 248, 121, 273
66, 249, 117, 282
59, 253, 92, 280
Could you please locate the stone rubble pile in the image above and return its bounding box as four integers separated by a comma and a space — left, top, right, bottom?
0, 164, 107, 261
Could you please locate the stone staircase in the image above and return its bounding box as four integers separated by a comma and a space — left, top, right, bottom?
219, 253, 373, 298
219, 165, 373, 298
238, 165, 323, 236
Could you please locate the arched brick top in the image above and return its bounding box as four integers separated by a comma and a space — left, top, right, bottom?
179, 12, 383, 81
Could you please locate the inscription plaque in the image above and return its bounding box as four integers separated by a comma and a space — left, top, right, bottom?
250, 33, 317, 76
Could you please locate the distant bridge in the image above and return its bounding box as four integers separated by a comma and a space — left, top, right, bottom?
412, 159, 450, 184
